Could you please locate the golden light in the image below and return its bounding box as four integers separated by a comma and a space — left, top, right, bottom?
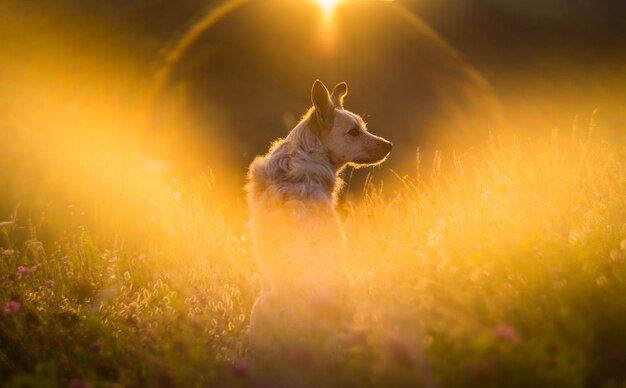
313, 0, 342, 52
316, 0, 341, 16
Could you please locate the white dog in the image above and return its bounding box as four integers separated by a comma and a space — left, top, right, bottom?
246, 80, 392, 353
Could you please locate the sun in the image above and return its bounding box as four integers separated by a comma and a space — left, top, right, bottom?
316, 0, 341, 16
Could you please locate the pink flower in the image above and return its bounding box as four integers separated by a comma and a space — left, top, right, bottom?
16, 264, 41, 279
88, 342, 104, 352
2, 249, 15, 256
45, 280, 55, 287
230, 360, 248, 378
68, 379, 92, 388
16, 266, 32, 279
109, 257, 119, 264
492, 324, 521, 344
3, 301, 20, 315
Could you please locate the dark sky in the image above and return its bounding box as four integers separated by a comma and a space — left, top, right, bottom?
4, 0, 626, 159
2, 0, 626, 226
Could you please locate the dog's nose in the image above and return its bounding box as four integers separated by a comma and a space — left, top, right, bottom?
383, 140, 393, 154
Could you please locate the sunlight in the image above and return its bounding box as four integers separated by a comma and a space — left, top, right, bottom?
3, 0, 626, 386
316, 0, 341, 16
313, 0, 343, 53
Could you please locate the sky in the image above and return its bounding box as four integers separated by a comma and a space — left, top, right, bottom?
1, 0, 625, 231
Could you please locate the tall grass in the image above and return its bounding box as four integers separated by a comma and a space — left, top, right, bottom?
1, 132, 625, 387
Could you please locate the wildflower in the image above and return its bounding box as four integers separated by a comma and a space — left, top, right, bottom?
610, 249, 624, 262
45, 280, 55, 287
16, 266, 33, 279
3, 300, 21, 315
2, 248, 15, 256
68, 378, 92, 388
66, 271, 74, 278
109, 257, 119, 264
230, 360, 248, 378
492, 324, 520, 344
88, 342, 104, 352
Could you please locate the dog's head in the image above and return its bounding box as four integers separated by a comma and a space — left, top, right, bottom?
309, 80, 392, 169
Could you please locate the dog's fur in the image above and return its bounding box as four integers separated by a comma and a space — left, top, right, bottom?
246, 80, 392, 352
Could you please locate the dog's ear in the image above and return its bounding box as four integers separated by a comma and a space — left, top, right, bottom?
311, 80, 334, 121
330, 82, 348, 109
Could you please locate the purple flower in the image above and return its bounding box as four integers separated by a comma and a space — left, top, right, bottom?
230, 360, 248, 378
16, 264, 41, 279
492, 324, 521, 344
88, 342, 104, 352
3, 301, 20, 315
16, 266, 32, 279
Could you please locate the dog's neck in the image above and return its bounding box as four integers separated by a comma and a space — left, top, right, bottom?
302, 108, 349, 172
268, 120, 343, 202
246, 114, 346, 205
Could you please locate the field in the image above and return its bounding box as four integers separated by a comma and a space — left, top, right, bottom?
1, 132, 625, 387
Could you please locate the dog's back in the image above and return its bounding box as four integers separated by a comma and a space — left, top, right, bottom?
246, 139, 350, 352
246, 136, 348, 296
246, 80, 392, 354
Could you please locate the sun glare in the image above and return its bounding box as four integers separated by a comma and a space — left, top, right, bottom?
317, 0, 341, 17
314, 0, 341, 52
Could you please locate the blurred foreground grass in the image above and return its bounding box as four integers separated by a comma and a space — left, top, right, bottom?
1, 132, 625, 387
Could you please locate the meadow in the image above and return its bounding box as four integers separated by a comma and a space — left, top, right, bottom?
1, 131, 625, 387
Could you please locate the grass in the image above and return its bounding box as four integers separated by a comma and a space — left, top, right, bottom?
1, 132, 625, 387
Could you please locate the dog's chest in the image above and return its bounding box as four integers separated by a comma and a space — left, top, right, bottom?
251, 198, 345, 268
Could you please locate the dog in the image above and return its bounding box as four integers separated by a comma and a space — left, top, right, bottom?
246, 80, 392, 354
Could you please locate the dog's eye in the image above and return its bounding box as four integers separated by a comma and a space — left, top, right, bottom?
347, 127, 361, 136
